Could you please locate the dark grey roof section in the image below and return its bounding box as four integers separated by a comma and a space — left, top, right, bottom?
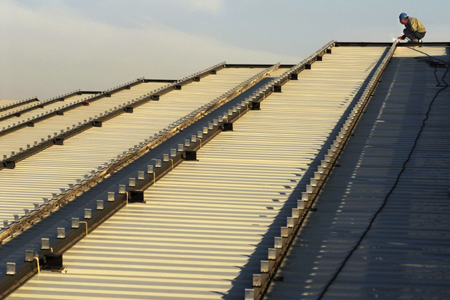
265, 46, 450, 299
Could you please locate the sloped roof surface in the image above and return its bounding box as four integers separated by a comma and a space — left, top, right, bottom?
4, 46, 386, 299
0, 69, 264, 224
266, 46, 450, 299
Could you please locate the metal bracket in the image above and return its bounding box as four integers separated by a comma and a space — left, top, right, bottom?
44, 253, 63, 271
3, 161, 15, 169
251, 101, 261, 110
221, 122, 233, 131
92, 120, 102, 127
53, 138, 64, 145
182, 150, 197, 161
128, 191, 145, 203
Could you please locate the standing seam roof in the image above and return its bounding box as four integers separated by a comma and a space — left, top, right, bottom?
265, 46, 450, 299
0, 68, 266, 226
5, 46, 386, 299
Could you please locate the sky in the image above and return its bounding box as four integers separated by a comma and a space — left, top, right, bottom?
1, 0, 450, 100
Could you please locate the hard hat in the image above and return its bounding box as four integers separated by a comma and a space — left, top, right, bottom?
399, 13, 407, 20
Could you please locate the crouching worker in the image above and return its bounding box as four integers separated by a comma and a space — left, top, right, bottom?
397, 13, 426, 42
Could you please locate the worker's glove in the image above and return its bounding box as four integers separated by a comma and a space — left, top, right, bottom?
397, 35, 405, 40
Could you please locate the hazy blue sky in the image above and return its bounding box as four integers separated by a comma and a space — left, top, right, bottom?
1, 0, 449, 100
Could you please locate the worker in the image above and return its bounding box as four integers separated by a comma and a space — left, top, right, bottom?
397, 13, 426, 42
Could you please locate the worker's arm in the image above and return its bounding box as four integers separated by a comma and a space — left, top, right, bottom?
397, 35, 405, 40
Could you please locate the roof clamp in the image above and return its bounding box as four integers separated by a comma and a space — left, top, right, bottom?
41, 238, 50, 250
274, 237, 283, 249
147, 165, 154, 174
25, 250, 34, 262
261, 260, 269, 273
253, 274, 262, 287
6, 262, 15, 275
84, 208, 92, 219
119, 184, 126, 194
14, 215, 19, 222
163, 154, 169, 162
3, 220, 8, 229
298, 200, 305, 210
281, 227, 289, 238
191, 135, 197, 143
155, 159, 162, 168
57, 227, 65, 239
178, 144, 184, 152
138, 171, 145, 180
108, 192, 115, 202
185, 139, 191, 147
318, 166, 325, 174
170, 149, 177, 157
302, 192, 309, 202
71, 218, 80, 229
97, 200, 104, 210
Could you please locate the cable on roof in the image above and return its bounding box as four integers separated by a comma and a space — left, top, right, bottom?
317, 48, 450, 300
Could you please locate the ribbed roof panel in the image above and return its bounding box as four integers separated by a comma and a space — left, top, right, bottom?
6, 47, 386, 299
0, 68, 266, 225
266, 46, 450, 299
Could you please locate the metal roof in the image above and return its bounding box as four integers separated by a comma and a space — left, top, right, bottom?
0, 67, 268, 226
0, 99, 36, 113
265, 46, 450, 299
0, 93, 97, 133
4, 45, 387, 299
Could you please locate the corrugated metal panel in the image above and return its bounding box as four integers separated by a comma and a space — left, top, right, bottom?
6, 47, 386, 299
0, 94, 89, 130
0, 68, 266, 225
0, 100, 21, 108
265, 46, 450, 299
0, 84, 162, 158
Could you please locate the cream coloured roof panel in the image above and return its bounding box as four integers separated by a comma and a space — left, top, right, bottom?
0, 68, 267, 224
7, 47, 386, 299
